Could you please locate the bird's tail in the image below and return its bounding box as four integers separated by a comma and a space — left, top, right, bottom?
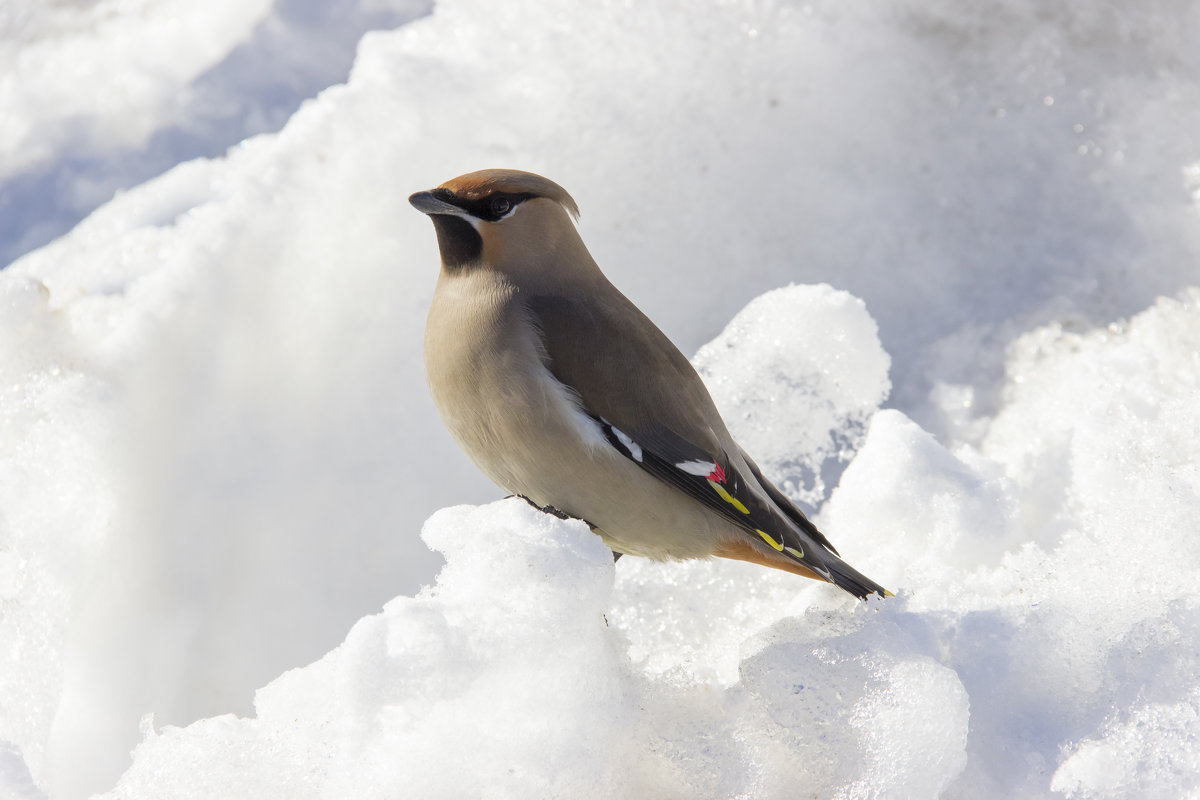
822, 552, 892, 600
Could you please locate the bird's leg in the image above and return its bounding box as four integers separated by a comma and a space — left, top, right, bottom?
507, 495, 621, 561
510, 494, 597, 530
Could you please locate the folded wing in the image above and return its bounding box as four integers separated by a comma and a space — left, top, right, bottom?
524, 291, 890, 599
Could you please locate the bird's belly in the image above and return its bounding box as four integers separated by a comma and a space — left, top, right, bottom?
447, 366, 729, 560
426, 305, 724, 559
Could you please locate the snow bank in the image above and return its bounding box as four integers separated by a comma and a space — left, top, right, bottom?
2, 0, 1200, 796
98, 287, 1200, 799
100, 502, 968, 800
830, 290, 1200, 796
102, 287, 972, 800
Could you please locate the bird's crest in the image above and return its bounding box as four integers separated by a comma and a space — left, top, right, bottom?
440, 169, 580, 220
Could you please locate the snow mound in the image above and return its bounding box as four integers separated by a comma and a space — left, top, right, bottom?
1052, 689, 1200, 800
694, 283, 890, 508
105, 501, 635, 799
102, 508, 968, 800
98, 283, 979, 800
101, 286, 1200, 798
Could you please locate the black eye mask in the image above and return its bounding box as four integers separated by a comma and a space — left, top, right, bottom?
432, 188, 536, 222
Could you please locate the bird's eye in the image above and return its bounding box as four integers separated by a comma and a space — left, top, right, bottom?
490, 196, 512, 217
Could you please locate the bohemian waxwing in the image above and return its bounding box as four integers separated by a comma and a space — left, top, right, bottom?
410, 169, 889, 599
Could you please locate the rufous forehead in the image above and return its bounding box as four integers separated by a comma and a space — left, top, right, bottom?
437, 175, 503, 199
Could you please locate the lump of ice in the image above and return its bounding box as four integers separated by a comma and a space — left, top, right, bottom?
693, 284, 890, 509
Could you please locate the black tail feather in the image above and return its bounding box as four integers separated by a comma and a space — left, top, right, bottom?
823, 554, 892, 600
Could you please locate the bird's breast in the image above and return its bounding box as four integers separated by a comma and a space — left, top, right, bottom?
424, 269, 607, 497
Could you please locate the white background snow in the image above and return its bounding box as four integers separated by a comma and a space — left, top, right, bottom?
2, 0, 1199, 797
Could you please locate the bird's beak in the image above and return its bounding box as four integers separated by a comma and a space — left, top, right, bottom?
408, 191, 463, 216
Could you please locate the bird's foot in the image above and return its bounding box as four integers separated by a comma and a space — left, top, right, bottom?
510, 494, 596, 530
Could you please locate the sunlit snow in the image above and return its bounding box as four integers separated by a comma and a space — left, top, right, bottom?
2, 0, 1199, 797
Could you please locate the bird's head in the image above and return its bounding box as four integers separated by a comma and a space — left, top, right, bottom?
409, 169, 589, 280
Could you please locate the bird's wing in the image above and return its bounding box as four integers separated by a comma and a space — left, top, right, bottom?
740, 451, 840, 555
523, 291, 842, 581
594, 416, 835, 574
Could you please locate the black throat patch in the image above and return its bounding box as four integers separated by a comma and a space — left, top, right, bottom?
431, 214, 483, 269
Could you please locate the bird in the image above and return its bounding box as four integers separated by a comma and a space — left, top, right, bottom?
409, 169, 890, 599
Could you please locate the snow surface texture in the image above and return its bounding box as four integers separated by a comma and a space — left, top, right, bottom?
0, 0, 432, 266
2, 0, 1200, 797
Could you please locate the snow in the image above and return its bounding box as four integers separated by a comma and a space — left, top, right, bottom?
1052, 689, 1200, 800
98, 498, 970, 800
0, 0, 432, 265
693, 285, 891, 510
2, 0, 1200, 797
